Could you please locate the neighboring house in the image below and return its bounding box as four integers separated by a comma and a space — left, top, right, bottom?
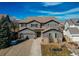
18, 28, 36, 40
41, 27, 63, 43
64, 19, 79, 31
64, 18, 79, 42
64, 27, 79, 42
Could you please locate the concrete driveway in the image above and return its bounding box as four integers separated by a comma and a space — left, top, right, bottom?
0, 39, 33, 56
0, 38, 42, 56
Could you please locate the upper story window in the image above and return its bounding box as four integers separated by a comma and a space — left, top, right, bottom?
25, 23, 27, 27
20, 33, 23, 39
48, 24, 49, 26
21, 24, 25, 27
31, 24, 38, 27
21, 24, 23, 27
55, 33, 57, 38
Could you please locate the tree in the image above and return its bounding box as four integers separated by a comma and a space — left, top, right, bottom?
0, 15, 11, 48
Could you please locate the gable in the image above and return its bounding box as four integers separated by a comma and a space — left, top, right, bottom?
27, 21, 40, 25
44, 20, 60, 24
18, 28, 35, 33
43, 29, 62, 34
20, 29, 35, 33
26, 20, 41, 28
43, 20, 60, 27
26, 20, 41, 24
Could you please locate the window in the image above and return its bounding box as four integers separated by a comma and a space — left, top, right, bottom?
35, 24, 38, 27
55, 33, 57, 38
25, 23, 27, 27
20, 33, 23, 39
31, 24, 38, 27
49, 33, 53, 43
26, 36, 29, 40
48, 24, 49, 26
49, 33, 51, 37
77, 20, 79, 23
21, 24, 24, 27
31, 24, 33, 27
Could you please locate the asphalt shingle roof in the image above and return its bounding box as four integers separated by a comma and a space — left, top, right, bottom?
69, 27, 79, 34
18, 17, 58, 23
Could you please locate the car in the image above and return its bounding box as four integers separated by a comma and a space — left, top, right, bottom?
10, 40, 18, 45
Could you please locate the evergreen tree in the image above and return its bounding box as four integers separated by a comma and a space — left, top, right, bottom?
0, 15, 11, 48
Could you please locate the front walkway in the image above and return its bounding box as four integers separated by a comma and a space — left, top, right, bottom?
30, 37, 42, 56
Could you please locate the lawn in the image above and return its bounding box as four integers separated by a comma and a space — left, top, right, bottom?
41, 43, 71, 56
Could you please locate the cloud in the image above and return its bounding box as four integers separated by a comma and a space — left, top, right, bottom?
35, 14, 79, 21
55, 14, 79, 21
43, 2, 63, 6
37, 8, 79, 15
29, 7, 79, 21
64, 14, 79, 19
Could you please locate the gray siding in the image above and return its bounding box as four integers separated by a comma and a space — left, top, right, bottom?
27, 21, 41, 28
18, 29, 36, 40
19, 23, 27, 30
42, 30, 63, 42
43, 21, 58, 28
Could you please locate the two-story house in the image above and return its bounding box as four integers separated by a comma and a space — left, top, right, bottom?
17, 17, 63, 41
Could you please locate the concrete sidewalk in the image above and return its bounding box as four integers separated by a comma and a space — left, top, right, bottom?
30, 37, 42, 56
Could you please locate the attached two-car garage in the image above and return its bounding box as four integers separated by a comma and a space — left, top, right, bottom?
18, 28, 36, 40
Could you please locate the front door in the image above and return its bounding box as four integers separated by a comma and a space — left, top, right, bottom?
26, 36, 29, 40
36, 32, 41, 37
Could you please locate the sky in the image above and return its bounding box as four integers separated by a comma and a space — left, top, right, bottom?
0, 2, 79, 21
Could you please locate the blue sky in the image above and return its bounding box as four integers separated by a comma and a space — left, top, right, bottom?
0, 2, 79, 21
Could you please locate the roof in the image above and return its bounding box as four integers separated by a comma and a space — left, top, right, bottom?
18, 17, 59, 23
60, 22, 64, 25
66, 18, 79, 25
69, 27, 79, 34
18, 27, 35, 32
0, 14, 7, 20
66, 19, 73, 25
